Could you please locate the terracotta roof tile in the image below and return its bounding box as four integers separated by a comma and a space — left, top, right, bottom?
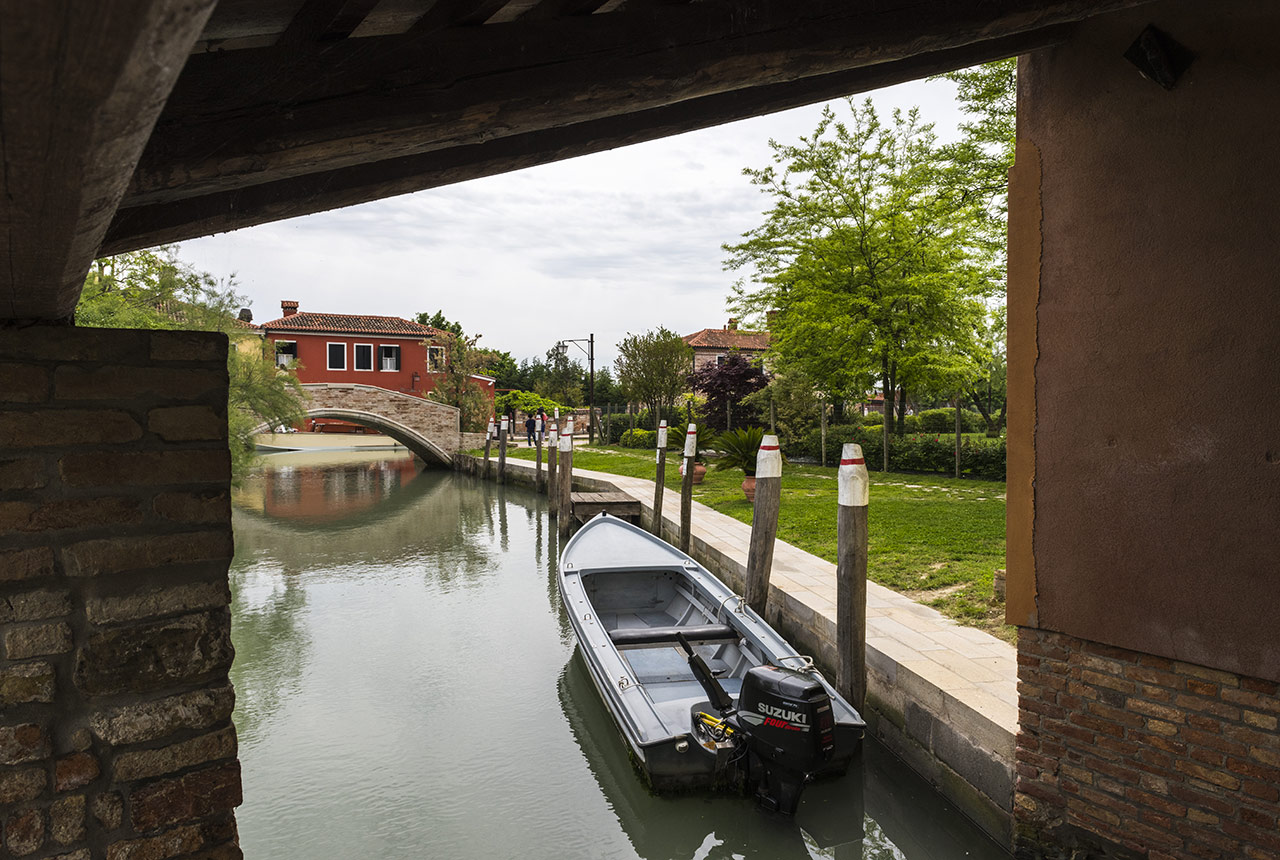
683, 327, 770, 350
257, 311, 445, 338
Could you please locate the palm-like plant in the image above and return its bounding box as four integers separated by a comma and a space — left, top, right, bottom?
709, 427, 769, 476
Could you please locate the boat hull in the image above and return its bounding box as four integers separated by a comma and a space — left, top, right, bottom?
557, 513, 864, 797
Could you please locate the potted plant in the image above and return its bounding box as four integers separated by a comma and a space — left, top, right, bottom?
709, 427, 771, 501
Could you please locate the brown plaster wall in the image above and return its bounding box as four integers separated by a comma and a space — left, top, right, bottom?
0, 326, 242, 859
1011, 0, 1280, 681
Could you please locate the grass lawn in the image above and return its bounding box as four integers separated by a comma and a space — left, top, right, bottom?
485, 442, 1012, 642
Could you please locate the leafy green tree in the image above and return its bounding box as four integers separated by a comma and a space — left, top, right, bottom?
426, 332, 493, 432
614, 327, 693, 429
535, 346, 584, 407
413, 309, 465, 337
495, 389, 564, 418
78, 247, 306, 484
724, 98, 993, 470
934, 59, 1017, 255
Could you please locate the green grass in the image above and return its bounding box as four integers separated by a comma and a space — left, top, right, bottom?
481, 442, 1012, 641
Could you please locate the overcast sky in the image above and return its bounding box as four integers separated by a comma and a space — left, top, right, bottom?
179, 76, 966, 371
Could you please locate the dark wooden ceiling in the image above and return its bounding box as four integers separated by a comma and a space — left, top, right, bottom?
2, 0, 1152, 322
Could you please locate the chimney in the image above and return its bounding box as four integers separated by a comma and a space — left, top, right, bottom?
238, 308, 253, 323
281, 300, 299, 317
727, 318, 738, 331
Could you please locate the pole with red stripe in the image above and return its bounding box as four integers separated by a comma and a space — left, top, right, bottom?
744, 434, 783, 615
837, 442, 870, 710
652, 420, 668, 538
547, 424, 559, 513
679, 424, 697, 552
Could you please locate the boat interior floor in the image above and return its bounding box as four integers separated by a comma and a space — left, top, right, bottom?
602, 610, 745, 730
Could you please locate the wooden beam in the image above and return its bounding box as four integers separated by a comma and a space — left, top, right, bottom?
0, 0, 216, 322
103, 26, 1068, 254
123, 0, 1152, 208
277, 0, 383, 45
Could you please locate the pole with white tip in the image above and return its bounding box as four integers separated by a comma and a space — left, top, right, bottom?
652, 420, 668, 538
743, 434, 783, 615
547, 424, 559, 511
483, 418, 495, 480
558, 431, 574, 538
535, 416, 544, 493
497, 415, 509, 484
679, 423, 697, 553
837, 442, 870, 710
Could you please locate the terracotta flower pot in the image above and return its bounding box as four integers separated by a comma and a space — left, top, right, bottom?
742, 475, 757, 502
691, 463, 707, 484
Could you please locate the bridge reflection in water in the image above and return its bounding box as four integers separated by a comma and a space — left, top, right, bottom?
229, 451, 1009, 860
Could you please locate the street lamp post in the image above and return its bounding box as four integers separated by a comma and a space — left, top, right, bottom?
556, 334, 595, 444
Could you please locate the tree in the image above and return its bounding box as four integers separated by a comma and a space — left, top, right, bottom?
964, 308, 1007, 436
934, 59, 1017, 256
688, 353, 768, 432
413, 309, 465, 337
724, 98, 993, 470
78, 246, 306, 483
614, 327, 693, 430
426, 332, 493, 432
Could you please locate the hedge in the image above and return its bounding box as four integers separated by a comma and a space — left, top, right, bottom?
790, 424, 1005, 480
619, 428, 657, 449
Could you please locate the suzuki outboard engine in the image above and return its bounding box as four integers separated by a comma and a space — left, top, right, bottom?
735, 665, 836, 813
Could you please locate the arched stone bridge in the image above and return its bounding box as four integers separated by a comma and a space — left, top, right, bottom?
258, 383, 478, 466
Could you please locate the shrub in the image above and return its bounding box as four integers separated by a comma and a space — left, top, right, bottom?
918, 408, 986, 434
619, 428, 657, 449
904, 414, 921, 433
787, 425, 1005, 479
708, 427, 771, 476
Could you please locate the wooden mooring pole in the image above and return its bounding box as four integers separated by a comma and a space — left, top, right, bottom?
497, 416, 509, 484
679, 423, 696, 553
482, 418, 495, 480
743, 434, 782, 615
837, 442, 870, 710
558, 431, 574, 539
652, 420, 668, 538
547, 424, 559, 512
535, 421, 544, 493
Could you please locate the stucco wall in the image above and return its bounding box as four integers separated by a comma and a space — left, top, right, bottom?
1008, 0, 1280, 683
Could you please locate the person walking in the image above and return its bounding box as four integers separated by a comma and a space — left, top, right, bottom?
525, 413, 536, 447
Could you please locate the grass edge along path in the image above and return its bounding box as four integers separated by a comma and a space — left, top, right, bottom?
481, 443, 1013, 642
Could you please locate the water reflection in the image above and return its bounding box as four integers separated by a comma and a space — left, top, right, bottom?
229, 451, 1009, 860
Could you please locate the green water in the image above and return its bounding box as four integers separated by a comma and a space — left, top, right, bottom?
229, 450, 1010, 859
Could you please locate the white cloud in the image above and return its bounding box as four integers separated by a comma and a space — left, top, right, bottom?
179, 77, 963, 371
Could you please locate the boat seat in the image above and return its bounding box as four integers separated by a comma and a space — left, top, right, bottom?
608, 624, 738, 649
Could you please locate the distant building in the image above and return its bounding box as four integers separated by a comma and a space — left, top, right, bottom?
682, 318, 769, 371
255, 300, 494, 431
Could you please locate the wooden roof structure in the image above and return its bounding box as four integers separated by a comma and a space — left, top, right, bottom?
1, 0, 1153, 324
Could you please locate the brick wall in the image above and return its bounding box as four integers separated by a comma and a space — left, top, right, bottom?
1, 326, 241, 859
1015, 628, 1279, 859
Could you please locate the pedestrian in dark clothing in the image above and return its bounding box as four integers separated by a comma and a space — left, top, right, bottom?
525, 414, 536, 446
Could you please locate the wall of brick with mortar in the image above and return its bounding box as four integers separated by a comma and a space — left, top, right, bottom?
0, 326, 241, 860
1015, 628, 1280, 859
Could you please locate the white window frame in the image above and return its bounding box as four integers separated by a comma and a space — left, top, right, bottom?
428, 345, 445, 371
327, 342, 347, 371
716, 353, 727, 366
353, 342, 374, 372
379, 344, 401, 372
274, 340, 297, 368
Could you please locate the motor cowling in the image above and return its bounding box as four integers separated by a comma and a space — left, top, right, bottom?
734, 665, 836, 813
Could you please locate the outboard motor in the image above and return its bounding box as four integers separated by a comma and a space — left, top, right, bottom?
674, 635, 834, 814
735, 665, 836, 813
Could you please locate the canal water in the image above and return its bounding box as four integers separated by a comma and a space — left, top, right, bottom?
230, 450, 1010, 860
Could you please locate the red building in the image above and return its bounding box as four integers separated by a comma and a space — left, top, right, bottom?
256, 300, 494, 430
